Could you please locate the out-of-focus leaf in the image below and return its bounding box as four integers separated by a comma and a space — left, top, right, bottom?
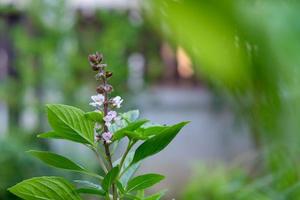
121, 110, 140, 122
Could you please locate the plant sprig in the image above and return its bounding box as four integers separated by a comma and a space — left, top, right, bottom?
8, 52, 189, 200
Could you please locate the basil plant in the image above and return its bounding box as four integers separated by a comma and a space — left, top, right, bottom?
8, 52, 188, 200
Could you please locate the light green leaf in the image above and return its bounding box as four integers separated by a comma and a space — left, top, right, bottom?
74, 180, 105, 195
121, 110, 140, 122
102, 166, 120, 192
8, 176, 82, 200
74, 180, 103, 190
46, 104, 95, 145
84, 111, 103, 122
126, 174, 165, 192
143, 190, 167, 200
120, 162, 141, 187
132, 122, 189, 164
113, 120, 149, 141
28, 150, 85, 172
75, 180, 105, 196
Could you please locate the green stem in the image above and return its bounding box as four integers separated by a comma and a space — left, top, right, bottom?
119, 140, 135, 171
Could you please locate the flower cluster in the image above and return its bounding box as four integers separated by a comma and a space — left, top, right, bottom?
88, 52, 123, 144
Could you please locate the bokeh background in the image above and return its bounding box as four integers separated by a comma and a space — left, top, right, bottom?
1, 0, 300, 199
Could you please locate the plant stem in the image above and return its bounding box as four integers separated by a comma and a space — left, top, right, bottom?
119, 140, 135, 171
102, 76, 117, 200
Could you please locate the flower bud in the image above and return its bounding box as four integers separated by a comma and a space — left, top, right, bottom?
104, 84, 113, 93
91, 64, 100, 71
88, 52, 103, 65
106, 71, 113, 78
96, 86, 105, 94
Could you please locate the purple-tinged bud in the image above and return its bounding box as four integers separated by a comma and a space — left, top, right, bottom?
95, 134, 101, 142
96, 86, 105, 94
104, 84, 113, 93
88, 52, 103, 64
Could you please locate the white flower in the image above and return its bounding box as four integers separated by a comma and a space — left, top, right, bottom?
102, 131, 113, 143
104, 111, 117, 122
89, 94, 105, 108
111, 96, 123, 108
105, 121, 112, 127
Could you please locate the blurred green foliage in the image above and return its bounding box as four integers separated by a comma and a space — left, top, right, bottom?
146, 0, 300, 199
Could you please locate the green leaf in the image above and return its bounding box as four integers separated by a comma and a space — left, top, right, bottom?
74, 180, 105, 195
120, 162, 141, 187
84, 111, 103, 122
38, 131, 85, 143
143, 190, 167, 200
102, 166, 120, 192
28, 150, 86, 172
126, 174, 165, 192
126, 126, 170, 140
74, 180, 103, 190
139, 126, 169, 137
46, 104, 94, 145
125, 131, 149, 140
8, 176, 82, 200
116, 181, 126, 194
136, 190, 145, 198
131, 122, 189, 164
113, 119, 149, 141
121, 110, 140, 122
76, 188, 105, 196
114, 152, 141, 187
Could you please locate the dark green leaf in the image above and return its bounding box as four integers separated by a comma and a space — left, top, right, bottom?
28, 150, 86, 172
125, 131, 148, 140
139, 126, 169, 137
46, 104, 94, 145
131, 122, 189, 164
113, 120, 149, 141
8, 176, 82, 200
127, 174, 165, 192
84, 111, 103, 122
102, 166, 120, 192
38, 131, 86, 143
126, 126, 170, 140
